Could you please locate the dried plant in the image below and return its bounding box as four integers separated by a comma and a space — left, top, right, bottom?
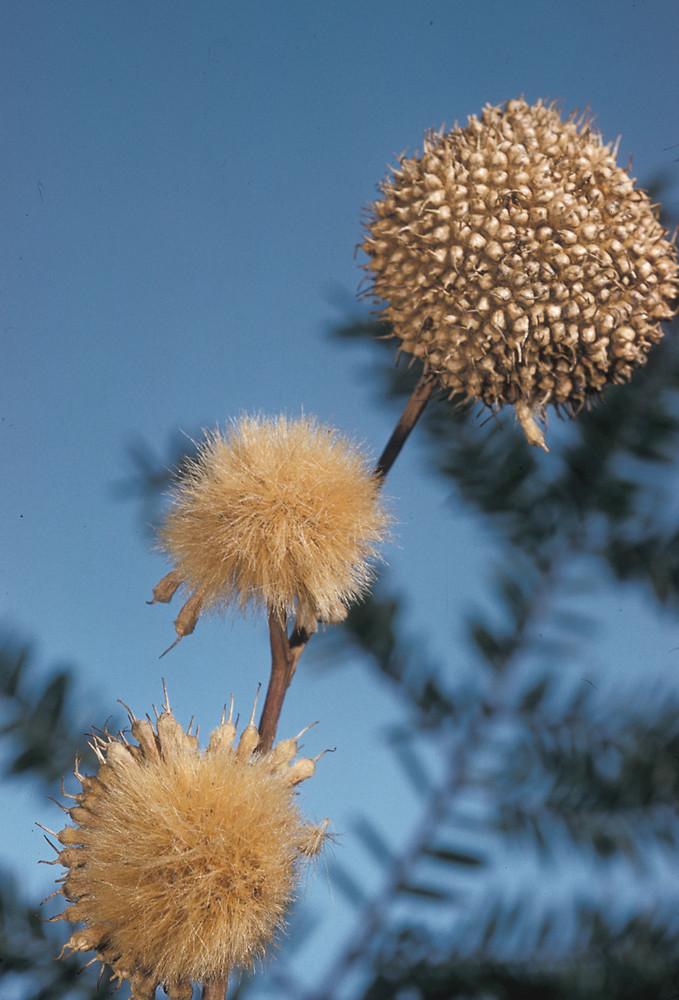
150, 415, 388, 651
47, 690, 328, 999
363, 98, 678, 448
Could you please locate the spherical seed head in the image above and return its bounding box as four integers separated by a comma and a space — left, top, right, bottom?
160, 415, 388, 625
364, 98, 678, 444
54, 699, 328, 990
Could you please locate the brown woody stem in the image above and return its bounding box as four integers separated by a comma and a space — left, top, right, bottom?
257, 371, 434, 747
374, 372, 435, 479
258, 612, 295, 752
202, 975, 228, 999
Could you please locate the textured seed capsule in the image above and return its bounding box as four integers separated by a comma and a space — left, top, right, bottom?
363, 98, 678, 449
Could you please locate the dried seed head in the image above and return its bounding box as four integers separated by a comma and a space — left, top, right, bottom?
152, 415, 388, 644
364, 98, 678, 448
49, 693, 329, 992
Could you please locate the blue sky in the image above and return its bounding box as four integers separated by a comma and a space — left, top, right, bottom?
2, 1, 679, 996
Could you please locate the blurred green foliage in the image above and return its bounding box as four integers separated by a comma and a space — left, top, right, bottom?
0, 869, 113, 1000
0, 641, 92, 784
0, 641, 113, 998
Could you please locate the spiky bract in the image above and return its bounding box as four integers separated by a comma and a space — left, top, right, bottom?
52, 699, 328, 997
157, 415, 387, 634
364, 98, 678, 448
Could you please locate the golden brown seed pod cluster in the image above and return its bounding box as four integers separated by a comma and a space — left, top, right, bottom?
152, 414, 388, 643
364, 98, 678, 448
49, 693, 329, 998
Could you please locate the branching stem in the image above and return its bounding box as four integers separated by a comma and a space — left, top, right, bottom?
257, 370, 434, 748
258, 612, 296, 752
374, 372, 436, 479
200, 370, 434, 998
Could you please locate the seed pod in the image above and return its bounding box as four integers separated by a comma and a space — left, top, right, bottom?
151, 416, 388, 647
207, 697, 237, 755
146, 569, 183, 605
60, 926, 107, 955
364, 98, 678, 448
130, 718, 160, 762
47, 690, 329, 992
268, 721, 318, 773
236, 688, 261, 760
286, 757, 317, 786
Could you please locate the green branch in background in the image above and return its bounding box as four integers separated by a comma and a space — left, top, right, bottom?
0, 640, 103, 786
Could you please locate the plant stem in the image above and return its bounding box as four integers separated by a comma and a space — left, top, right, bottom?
203, 975, 229, 999
257, 371, 435, 747
203, 373, 436, 1000
258, 612, 295, 752
374, 372, 435, 479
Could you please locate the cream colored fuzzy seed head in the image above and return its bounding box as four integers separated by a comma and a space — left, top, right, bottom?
364, 98, 678, 448
152, 415, 388, 644
49, 694, 329, 993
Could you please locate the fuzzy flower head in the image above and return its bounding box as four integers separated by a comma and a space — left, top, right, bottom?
364, 98, 678, 449
151, 415, 388, 647
47, 691, 329, 999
